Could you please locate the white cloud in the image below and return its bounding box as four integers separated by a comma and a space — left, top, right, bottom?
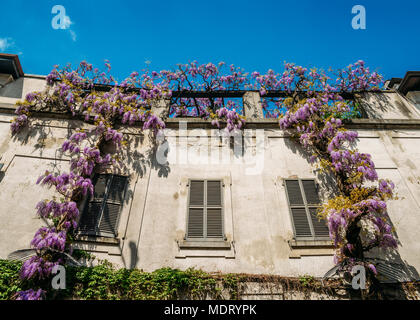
0, 37, 14, 51
69, 30, 77, 42
61, 12, 77, 42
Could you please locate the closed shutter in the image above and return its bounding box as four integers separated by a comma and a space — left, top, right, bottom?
107, 175, 127, 203
285, 179, 329, 239
187, 181, 205, 238
98, 175, 127, 236
285, 180, 304, 205
291, 208, 312, 237
99, 203, 122, 235
187, 180, 223, 240
309, 208, 329, 237
207, 181, 222, 206
190, 181, 204, 206
188, 208, 204, 238
301, 180, 320, 205
207, 208, 223, 238
79, 202, 102, 234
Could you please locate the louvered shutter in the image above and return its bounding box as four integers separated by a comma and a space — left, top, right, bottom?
309, 208, 329, 237
285, 180, 304, 205
375, 262, 413, 283
291, 208, 312, 237
187, 180, 224, 240
187, 180, 205, 238
190, 180, 204, 206
207, 181, 222, 206
79, 174, 127, 237
79, 199, 103, 234
302, 180, 329, 237
98, 175, 127, 236
285, 179, 329, 239
188, 208, 204, 238
78, 174, 108, 234
207, 208, 223, 238
301, 180, 320, 205
107, 175, 127, 203
99, 203, 121, 235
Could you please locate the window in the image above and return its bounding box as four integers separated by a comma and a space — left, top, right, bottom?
78, 174, 127, 238
186, 180, 224, 240
284, 179, 329, 239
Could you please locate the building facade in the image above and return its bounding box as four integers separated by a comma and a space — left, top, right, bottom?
1, 54, 420, 284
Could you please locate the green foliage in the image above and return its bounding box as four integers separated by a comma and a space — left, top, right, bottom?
299, 275, 316, 288
0, 259, 231, 300
0, 260, 23, 300
65, 263, 227, 300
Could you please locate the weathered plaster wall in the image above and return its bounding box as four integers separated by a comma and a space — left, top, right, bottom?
0, 76, 419, 282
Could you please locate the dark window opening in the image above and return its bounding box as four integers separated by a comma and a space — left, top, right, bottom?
78, 174, 127, 238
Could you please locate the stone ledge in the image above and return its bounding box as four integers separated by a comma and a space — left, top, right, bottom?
178, 240, 231, 250
74, 234, 120, 245
288, 239, 334, 249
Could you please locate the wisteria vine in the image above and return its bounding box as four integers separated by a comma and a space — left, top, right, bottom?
10, 59, 395, 299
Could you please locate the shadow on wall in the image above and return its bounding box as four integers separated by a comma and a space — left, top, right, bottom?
119, 129, 171, 179
0, 78, 24, 99
357, 92, 416, 120
128, 241, 138, 269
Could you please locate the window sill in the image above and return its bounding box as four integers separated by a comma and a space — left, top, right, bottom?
75, 234, 120, 245
288, 239, 333, 249
178, 240, 231, 250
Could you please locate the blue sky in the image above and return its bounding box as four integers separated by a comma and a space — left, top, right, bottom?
1, 0, 419, 82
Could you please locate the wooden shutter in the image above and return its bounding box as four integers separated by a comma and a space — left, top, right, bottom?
206, 181, 223, 238
207, 181, 222, 206
291, 207, 312, 237
78, 174, 108, 234
207, 208, 223, 238
187, 181, 205, 238
302, 180, 329, 237
188, 208, 204, 238
7, 249, 37, 262
79, 174, 127, 237
98, 175, 127, 236
187, 180, 223, 240
78, 201, 102, 234
285, 178, 329, 239
107, 175, 127, 203
301, 180, 320, 205
285, 180, 304, 205
190, 180, 204, 206
99, 203, 122, 235
309, 208, 329, 237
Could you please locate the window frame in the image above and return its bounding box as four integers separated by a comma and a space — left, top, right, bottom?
284, 178, 330, 241
185, 179, 225, 241
78, 173, 127, 238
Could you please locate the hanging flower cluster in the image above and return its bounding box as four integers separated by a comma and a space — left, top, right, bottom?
10, 59, 393, 298
270, 62, 396, 292
159, 62, 248, 129
11, 61, 169, 299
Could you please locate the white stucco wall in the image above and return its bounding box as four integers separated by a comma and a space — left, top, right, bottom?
0, 76, 419, 280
